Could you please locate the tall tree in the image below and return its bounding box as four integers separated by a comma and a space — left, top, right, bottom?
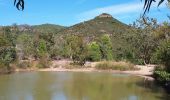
131, 17, 158, 64
99, 34, 113, 61
87, 42, 102, 61
65, 35, 87, 65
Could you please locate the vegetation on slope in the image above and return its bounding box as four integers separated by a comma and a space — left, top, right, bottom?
32, 24, 66, 33
0, 14, 170, 82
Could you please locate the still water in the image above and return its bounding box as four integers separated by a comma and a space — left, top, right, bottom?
0, 72, 169, 100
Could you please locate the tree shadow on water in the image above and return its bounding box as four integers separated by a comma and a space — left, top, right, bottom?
135, 78, 170, 100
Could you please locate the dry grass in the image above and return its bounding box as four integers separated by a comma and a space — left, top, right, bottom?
95, 61, 136, 71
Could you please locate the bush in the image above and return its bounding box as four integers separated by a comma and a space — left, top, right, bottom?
154, 70, 170, 85
95, 61, 135, 71
155, 40, 170, 72
87, 42, 101, 61
0, 63, 8, 74
17, 61, 32, 69
36, 59, 51, 68
99, 34, 113, 61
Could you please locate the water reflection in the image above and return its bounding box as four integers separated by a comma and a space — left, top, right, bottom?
0, 72, 169, 100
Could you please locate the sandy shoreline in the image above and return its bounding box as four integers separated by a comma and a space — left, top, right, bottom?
15, 65, 155, 80
14, 60, 155, 80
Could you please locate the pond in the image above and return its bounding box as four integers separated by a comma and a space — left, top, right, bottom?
0, 72, 169, 100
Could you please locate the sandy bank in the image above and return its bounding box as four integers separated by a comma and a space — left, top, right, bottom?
15, 60, 155, 80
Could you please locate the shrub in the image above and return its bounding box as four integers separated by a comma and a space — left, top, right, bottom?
87, 42, 102, 61
17, 61, 32, 69
36, 59, 51, 68
155, 40, 170, 72
154, 70, 170, 85
95, 61, 135, 71
99, 34, 113, 61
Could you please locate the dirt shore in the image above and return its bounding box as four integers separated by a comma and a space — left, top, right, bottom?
15, 60, 155, 80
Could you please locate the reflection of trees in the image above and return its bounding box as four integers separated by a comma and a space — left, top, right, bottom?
62, 73, 163, 100
0, 72, 169, 100
32, 72, 57, 100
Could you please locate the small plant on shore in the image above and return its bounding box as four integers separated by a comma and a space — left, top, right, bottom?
17, 61, 32, 69
95, 61, 135, 71
36, 58, 51, 68
155, 40, 170, 72
154, 70, 170, 85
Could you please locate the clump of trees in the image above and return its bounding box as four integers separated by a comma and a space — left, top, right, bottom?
99, 34, 113, 61
130, 17, 158, 64
0, 16, 170, 77
155, 40, 170, 72
0, 27, 16, 73
87, 42, 101, 61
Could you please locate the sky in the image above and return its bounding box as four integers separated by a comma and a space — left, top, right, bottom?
0, 0, 169, 26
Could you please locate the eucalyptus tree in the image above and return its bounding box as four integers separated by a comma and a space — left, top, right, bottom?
143, 0, 170, 14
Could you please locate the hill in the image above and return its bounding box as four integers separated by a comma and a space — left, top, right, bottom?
58, 13, 131, 36
32, 24, 66, 33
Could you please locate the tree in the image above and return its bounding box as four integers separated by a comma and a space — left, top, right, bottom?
155, 40, 170, 72
0, 35, 16, 73
2, 27, 16, 47
65, 35, 87, 65
16, 33, 35, 59
36, 39, 50, 68
0, 48, 16, 67
37, 39, 48, 58
39, 33, 55, 56
99, 34, 113, 61
87, 42, 101, 61
143, 0, 170, 15
131, 17, 158, 64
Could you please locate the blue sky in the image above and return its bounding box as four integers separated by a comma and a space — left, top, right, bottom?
0, 0, 169, 26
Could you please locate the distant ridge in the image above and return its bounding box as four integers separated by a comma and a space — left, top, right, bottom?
32, 24, 66, 33
0, 13, 132, 36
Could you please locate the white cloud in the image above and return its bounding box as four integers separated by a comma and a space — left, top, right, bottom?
77, 1, 166, 22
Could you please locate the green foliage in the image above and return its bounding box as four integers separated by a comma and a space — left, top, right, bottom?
0, 48, 16, 66
58, 13, 128, 36
2, 27, 17, 46
87, 42, 101, 61
130, 17, 158, 64
17, 33, 35, 58
0, 14, 170, 74
95, 61, 135, 71
67, 35, 87, 65
36, 58, 51, 68
155, 40, 170, 72
99, 34, 113, 61
0, 33, 16, 73
33, 24, 65, 33
17, 61, 32, 69
154, 70, 170, 84
37, 39, 48, 58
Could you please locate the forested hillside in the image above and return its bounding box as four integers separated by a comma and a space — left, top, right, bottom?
0, 14, 170, 85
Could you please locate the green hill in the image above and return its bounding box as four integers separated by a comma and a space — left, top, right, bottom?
58, 13, 131, 36
32, 24, 66, 33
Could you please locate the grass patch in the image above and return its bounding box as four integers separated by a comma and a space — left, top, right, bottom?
36, 59, 51, 68
63, 63, 82, 69
95, 61, 136, 71
17, 61, 33, 69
